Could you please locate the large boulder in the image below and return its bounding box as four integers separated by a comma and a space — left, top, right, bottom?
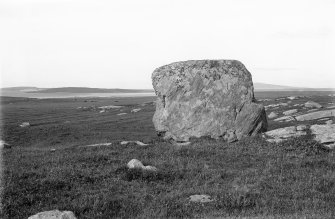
152, 60, 267, 142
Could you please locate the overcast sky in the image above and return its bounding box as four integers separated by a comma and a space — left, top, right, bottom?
0, 0, 334, 89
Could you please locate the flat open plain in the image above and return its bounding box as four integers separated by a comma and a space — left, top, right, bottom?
1, 91, 335, 218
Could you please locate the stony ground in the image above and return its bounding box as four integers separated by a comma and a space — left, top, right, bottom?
1, 91, 335, 218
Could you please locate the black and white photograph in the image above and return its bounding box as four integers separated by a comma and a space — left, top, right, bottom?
1, 0, 335, 218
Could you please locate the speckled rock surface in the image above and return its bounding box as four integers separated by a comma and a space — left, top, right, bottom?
28, 210, 77, 219
295, 109, 335, 121
152, 60, 267, 141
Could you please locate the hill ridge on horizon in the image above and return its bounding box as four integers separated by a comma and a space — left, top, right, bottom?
1, 82, 334, 93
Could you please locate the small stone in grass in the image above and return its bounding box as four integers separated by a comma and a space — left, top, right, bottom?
189, 194, 213, 203
28, 210, 77, 219
127, 159, 145, 169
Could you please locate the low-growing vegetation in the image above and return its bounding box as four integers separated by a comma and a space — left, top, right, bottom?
1, 93, 335, 218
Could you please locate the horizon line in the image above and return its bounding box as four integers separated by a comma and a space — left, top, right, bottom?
1, 82, 335, 90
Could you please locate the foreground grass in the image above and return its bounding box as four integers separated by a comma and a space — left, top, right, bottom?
1, 95, 335, 218
2, 135, 335, 218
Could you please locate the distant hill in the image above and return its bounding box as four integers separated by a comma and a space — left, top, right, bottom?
1, 83, 334, 94
253, 82, 334, 91
26, 87, 154, 93
1, 86, 44, 92
254, 83, 297, 90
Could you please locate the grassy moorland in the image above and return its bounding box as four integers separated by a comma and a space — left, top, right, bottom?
1, 92, 335, 219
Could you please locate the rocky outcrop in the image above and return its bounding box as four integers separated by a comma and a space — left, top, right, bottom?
83, 143, 112, 147
268, 112, 278, 119
310, 124, 335, 149
263, 124, 335, 149
264, 103, 288, 110
120, 141, 148, 146
152, 60, 267, 142
283, 109, 298, 115
304, 101, 322, 108
295, 109, 335, 121
263, 126, 307, 143
274, 116, 295, 122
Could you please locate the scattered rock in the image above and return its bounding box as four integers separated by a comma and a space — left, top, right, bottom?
78, 105, 123, 113
117, 113, 127, 116
0, 140, 11, 149
28, 210, 77, 219
120, 141, 148, 146
268, 112, 278, 119
84, 143, 112, 147
127, 159, 158, 171
258, 99, 271, 102
98, 105, 123, 110
283, 109, 298, 115
263, 126, 307, 143
143, 165, 158, 171
19, 122, 30, 127
325, 120, 333, 125
296, 125, 307, 131
293, 104, 300, 107
263, 124, 335, 149
152, 60, 267, 142
295, 109, 335, 121
174, 141, 191, 146
139, 101, 154, 106
127, 159, 145, 169
226, 131, 238, 143
131, 108, 142, 113
135, 141, 148, 146
50, 148, 56, 152
189, 194, 213, 203
318, 118, 330, 121
304, 101, 322, 108
76, 106, 96, 111
274, 116, 295, 122
310, 124, 335, 149
287, 96, 297, 100
264, 103, 288, 110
